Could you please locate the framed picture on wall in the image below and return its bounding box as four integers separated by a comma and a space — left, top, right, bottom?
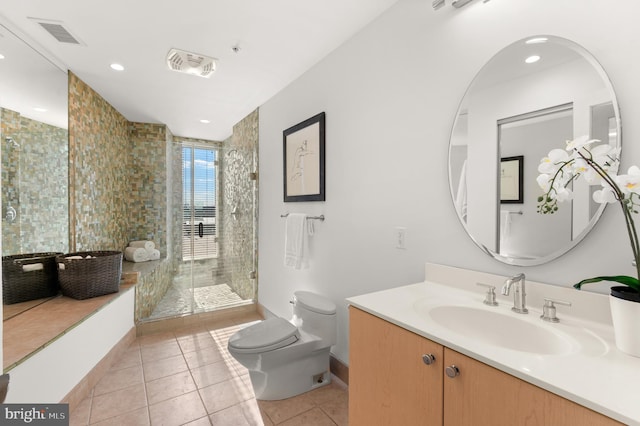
283, 112, 326, 202
500, 155, 523, 204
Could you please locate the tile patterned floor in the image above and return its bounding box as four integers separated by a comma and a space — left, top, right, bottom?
69, 314, 348, 425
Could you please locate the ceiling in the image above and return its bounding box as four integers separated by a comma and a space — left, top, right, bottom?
0, 0, 400, 141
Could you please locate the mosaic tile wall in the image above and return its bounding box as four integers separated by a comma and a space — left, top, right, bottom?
1, 108, 68, 255
128, 123, 176, 320
220, 109, 259, 300
129, 122, 169, 257
1, 108, 22, 255
68, 72, 131, 253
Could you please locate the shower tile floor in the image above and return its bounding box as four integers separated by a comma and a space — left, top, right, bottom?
149, 283, 246, 319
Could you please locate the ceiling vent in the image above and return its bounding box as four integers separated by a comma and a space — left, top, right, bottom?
166, 48, 216, 78
29, 18, 83, 45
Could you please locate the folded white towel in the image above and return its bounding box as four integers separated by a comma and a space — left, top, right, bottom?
284, 213, 308, 269
148, 249, 160, 261
124, 247, 150, 263
22, 263, 44, 272
66, 256, 83, 260
129, 240, 155, 250
58, 263, 65, 270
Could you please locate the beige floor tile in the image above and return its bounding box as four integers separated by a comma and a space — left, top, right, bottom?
319, 396, 348, 426
146, 370, 197, 405
184, 345, 226, 370
208, 404, 251, 426
69, 395, 91, 426
258, 393, 316, 424
183, 416, 213, 426
89, 383, 147, 424
306, 382, 347, 406
148, 390, 208, 426
110, 345, 142, 371
173, 324, 208, 338
279, 407, 336, 426
237, 400, 267, 426
199, 377, 252, 414
140, 339, 183, 363
190, 360, 235, 389
93, 365, 144, 396
90, 406, 150, 426
143, 354, 188, 382
136, 330, 176, 347
177, 332, 217, 353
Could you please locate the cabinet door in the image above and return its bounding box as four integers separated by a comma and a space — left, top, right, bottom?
443, 348, 622, 426
349, 306, 444, 425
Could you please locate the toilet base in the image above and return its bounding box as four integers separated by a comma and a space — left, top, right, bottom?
248, 347, 332, 400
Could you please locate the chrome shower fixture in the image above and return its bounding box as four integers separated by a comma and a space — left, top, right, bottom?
5, 137, 19, 148
433, 0, 488, 10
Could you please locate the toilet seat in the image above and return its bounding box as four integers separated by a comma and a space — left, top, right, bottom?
228, 317, 300, 354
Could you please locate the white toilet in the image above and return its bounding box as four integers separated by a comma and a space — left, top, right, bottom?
227, 291, 337, 400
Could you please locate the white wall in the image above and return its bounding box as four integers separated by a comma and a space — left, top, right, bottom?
258, 0, 640, 365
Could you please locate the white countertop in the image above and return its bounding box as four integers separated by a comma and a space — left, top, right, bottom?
346, 263, 640, 426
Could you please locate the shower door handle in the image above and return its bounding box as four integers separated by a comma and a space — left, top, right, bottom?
198, 222, 204, 238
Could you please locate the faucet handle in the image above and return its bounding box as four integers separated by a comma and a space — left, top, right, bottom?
540, 298, 572, 323
476, 283, 498, 306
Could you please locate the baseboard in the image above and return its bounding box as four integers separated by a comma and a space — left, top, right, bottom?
136, 302, 259, 336
330, 355, 349, 385
61, 327, 136, 413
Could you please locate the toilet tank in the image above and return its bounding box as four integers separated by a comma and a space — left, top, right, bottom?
292, 291, 337, 346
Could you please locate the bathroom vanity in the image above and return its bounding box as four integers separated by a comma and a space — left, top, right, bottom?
347, 264, 639, 425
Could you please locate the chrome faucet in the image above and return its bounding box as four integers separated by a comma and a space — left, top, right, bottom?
501, 273, 528, 314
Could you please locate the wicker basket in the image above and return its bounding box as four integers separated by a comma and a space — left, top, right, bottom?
56, 251, 123, 300
2, 252, 62, 304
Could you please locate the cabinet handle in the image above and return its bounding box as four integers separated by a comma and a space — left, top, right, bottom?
445, 365, 460, 378
422, 354, 436, 365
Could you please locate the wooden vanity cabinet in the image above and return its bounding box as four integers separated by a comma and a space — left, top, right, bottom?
349, 306, 622, 426
349, 306, 444, 425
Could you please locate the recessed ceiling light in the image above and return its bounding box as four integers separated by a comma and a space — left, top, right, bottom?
110, 63, 124, 71
526, 37, 548, 44
0, 54, 5, 60
200, 119, 211, 124
33, 107, 47, 112
525, 55, 541, 64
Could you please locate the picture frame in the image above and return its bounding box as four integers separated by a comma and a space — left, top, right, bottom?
500, 155, 524, 204
283, 112, 326, 202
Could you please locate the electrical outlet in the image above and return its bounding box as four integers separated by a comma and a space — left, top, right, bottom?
395, 227, 406, 249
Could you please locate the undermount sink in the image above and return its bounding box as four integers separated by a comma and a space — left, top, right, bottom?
426, 305, 574, 355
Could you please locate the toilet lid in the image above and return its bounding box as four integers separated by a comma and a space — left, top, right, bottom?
294, 291, 336, 315
228, 317, 299, 354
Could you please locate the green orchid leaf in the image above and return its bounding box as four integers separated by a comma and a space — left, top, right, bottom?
573, 275, 640, 293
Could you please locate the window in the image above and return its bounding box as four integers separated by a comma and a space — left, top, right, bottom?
182, 144, 218, 260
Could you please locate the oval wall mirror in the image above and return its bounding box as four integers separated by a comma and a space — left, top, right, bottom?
448, 35, 621, 266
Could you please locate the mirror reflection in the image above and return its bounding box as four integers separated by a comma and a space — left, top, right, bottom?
0, 23, 69, 315
449, 35, 620, 266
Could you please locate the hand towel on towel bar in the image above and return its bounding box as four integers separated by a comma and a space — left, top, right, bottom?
284, 213, 308, 269
125, 247, 150, 263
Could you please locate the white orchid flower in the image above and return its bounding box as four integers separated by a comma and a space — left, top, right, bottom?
536, 173, 551, 192
554, 184, 573, 202
593, 186, 618, 204
538, 148, 570, 174
616, 166, 640, 196
565, 135, 599, 152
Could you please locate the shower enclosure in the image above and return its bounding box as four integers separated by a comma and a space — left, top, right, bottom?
1, 126, 69, 256
143, 134, 258, 320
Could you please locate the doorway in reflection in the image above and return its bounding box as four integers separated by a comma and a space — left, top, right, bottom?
498, 104, 573, 259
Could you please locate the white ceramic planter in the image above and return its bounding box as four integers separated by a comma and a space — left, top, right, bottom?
610, 294, 640, 357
